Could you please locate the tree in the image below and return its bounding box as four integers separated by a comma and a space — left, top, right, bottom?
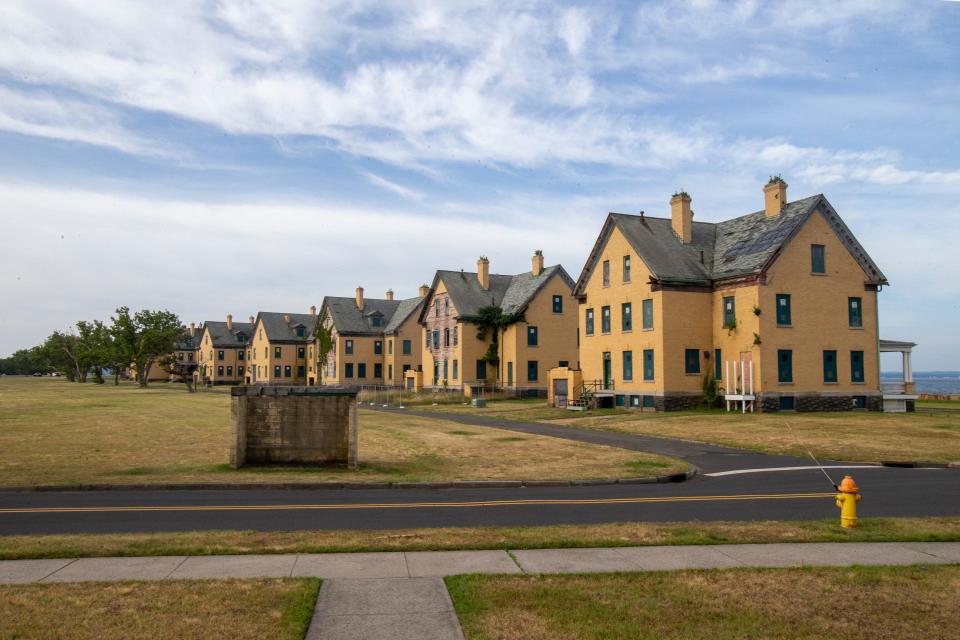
111, 307, 184, 388
0, 347, 48, 375
41, 331, 87, 382
314, 321, 334, 385
473, 305, 525, 387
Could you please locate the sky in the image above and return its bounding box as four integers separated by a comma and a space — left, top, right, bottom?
0, 0, 958, 370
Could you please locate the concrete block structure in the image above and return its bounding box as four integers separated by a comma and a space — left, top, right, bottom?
230, 385, 358, 468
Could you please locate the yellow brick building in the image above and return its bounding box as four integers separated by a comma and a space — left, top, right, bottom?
572, 178, 887, 411
245, 309, 318, 384
318, 288, 425, 386
196, 315, 253, 385
419, 252, 579, 395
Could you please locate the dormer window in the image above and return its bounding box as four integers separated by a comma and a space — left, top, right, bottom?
295, 326, 305, 337
372, 315, 381, 327
235, 333, 246, 344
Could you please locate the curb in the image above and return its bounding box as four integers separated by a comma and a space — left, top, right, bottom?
0, 468, 698, 493
879, 461, 954, 469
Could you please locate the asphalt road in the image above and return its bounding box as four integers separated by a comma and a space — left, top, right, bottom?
0, 408, 957, 535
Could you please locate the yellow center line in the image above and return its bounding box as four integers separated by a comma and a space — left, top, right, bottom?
0, 492, 835, 515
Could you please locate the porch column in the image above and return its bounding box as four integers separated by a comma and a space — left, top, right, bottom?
903, 350, 913, 383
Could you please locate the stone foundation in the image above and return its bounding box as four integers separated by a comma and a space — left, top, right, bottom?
656, 394, 702, 412
231, 385, 358, 469
758, 393, 882, 412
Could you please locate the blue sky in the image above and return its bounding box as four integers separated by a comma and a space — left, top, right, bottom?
0, 1, 958, 370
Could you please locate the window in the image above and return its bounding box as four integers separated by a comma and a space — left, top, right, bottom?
684, 349, 700, 374
616, 394, 626, 407
444, 329, 450, 347
552, 295, 563, 314
723, 296, 735, 328
527, 360, 538, 382
852, 395, 867, 409
823, 350, 837, 383
585, 308, 595, 335
358, 363, 367, 378
433, 361, 439, 383
344, 363, 354, 378
715, 349, 722, 380
432, 330, 440, 349
273, 365, 281, 377
217, 366, 224, 376
402, 364, 411, 374
643, 349, 654, 381
643, 395, 655, 408
388, 340, 393, 355
374, 363, 382, 379
507, 362, 514, 386
778, 349, 793, 383
274, 347, 282, 358
238, 350, 245, 361
178, 352, 184, 361
630, 395, 640, 408
811, 244, 826, 273
297, 346, 305, 358
284, 365, 292, 378
621, 303, 632, 331
375, 340, 383, 355
452, 360, 458, 380
622, 351, 633, 381
263, 347, 267, 359
779, 396, 795, 411
297, 365, 305, 377
851, 351, 864, 383
218, 350, 225, 361
601, 306, 611, 333
227, 366, 233, 376
527, 326, 538, 346
848, 297, 862, 328
296, 326, 305, 337
345, 340, 353, 355
602, 260, 610, 287
453, 326, 458, 346
238, 366, 244, 376
642, 299, 653, 330
476, 360, 487, 380
371, 316, 381, 327
776, 294, 791, 325
558, 360, 569, 368
402, 340, 412, 355
435, 299, 440, 316
623, 255, 631, 282
445, 299, 450, 316
188, 352, 193, 361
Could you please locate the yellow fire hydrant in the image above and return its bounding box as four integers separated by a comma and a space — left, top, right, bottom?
835, 475, 861, 528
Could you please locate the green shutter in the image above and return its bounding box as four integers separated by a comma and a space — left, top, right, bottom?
714, 349, 722, 380
642, 299, 653, 330
622, 351, 633, 381
778, 350, 793, 383
823, 350, 837, 383
851, 351, 864, 382
848, 297, 862, 327
811, 244, 825, 273
723, 297, 735, 327
643, 349, 654, 381
685, 349, 700, 374
776, 294, 791, 325
621, 303, 632, 331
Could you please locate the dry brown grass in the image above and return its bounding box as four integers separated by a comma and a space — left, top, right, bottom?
448, 566, 960, 640
0, 578, 318, 640
0, 377, 683, 486
1, 517, 957, 560
423, 397, 960, 463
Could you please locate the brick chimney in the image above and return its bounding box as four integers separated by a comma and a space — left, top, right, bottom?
355, 287, 364, 310
477, 256, 490, 290
670, 191, 692, 244
226, 314, 233, 330
532, 250, 544, 276
189, 322, 196, 337
418, 284, 430, 297
248, 316, 254, 325
284, 314, 291, 323
386, 289, 394, 301
310, 305, 316, 316
764, 176, 787, 217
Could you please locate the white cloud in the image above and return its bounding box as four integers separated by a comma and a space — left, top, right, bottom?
359, 171, 424, 200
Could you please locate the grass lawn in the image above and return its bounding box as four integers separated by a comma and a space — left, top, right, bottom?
1, 517, 957, 560
0, 578, 318, 640
447, 565, 960, 640
425, 398, 960, 463
0, 377, 684, 486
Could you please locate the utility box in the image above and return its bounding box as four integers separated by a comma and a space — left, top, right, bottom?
230, 385, 358, 469
471, 398, 487, 408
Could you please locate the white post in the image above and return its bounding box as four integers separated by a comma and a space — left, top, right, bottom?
749, 359, 755, 412
904, 350, 913, 383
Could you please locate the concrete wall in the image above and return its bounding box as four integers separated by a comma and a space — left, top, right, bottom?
230, 385, 358, 468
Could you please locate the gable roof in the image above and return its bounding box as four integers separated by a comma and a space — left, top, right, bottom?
254, 312, 318, 343
203, 321, 255, 348
422, 265, 576, 322
177, 325, 203, 351
574, 194, 887, 294
320, 295, 424, 336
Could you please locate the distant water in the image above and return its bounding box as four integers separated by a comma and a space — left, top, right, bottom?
882, 371, 960, 395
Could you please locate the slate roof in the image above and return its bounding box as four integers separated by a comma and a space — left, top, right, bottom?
255, 312, 318, 343
321, 296, 425, 336
177, 326, 203, 351
203, 321, 255, 348
574, 194, 887, 294
425, 265, 575, 321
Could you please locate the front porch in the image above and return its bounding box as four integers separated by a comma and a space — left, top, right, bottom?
880, 339, 919, 412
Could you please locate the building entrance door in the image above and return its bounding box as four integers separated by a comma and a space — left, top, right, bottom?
553, 378, 568, 408
602, 352, 612, 389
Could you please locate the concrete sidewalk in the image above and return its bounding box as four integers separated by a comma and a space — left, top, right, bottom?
1, 543, 958, 584
3, 543, 957, 640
